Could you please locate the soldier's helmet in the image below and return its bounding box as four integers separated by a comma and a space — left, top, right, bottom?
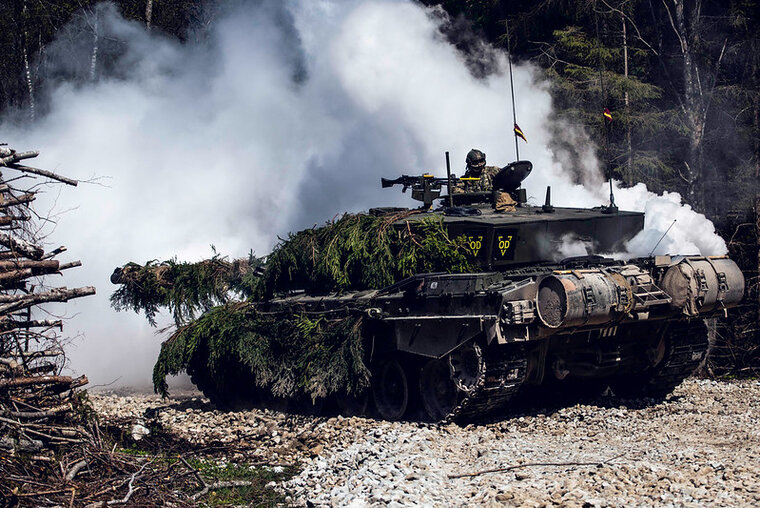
466, 149, 486, 173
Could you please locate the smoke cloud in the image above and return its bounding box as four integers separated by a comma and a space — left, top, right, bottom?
1, 0, 727, 387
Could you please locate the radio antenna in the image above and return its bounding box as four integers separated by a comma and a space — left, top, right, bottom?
505, 17, 519, 161
649, 220, 677, 257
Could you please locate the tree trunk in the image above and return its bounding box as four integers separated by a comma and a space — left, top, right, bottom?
0, 287, 96, 315
9, 164, 78, 186
0, 374, 87, 390
0, 231, 44, 259
0, 192, 36, 209
90, 10, 98, 81
0, 320, 62, 331
146, 0, 154, 30
21, 0, 34, 121
0, 259, 58, 272
622, 13, 633, 186
671, 0, 705, 212
753, 39, 760, 310
22, 46, 34, 121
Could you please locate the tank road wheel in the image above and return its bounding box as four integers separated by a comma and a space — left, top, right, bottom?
188, 368, 227, 408
291, 395, 326, 416
419, 358, 461, 421
372, 360, 409, 421
257, 389, 292, 413
187, 358, 252, 410
419, 342, 487, 421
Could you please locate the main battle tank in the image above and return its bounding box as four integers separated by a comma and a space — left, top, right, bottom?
112, 156, 744, 422
243, 158, 744, 421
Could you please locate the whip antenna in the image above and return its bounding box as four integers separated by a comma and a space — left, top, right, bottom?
505, 17, 519, 161
649, 220, 677, 257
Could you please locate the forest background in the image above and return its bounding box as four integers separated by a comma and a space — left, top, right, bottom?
0, 0, 758, 374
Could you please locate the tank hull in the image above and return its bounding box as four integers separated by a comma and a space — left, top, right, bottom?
245, 254, 742, 421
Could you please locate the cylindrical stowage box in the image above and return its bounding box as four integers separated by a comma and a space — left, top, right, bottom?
536, 270, 632, 328
660, 257, 744, 316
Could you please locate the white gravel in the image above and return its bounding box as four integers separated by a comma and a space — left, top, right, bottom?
91, 378, 760, 506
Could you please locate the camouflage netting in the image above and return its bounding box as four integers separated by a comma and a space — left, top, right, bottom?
112, 212, 474, 399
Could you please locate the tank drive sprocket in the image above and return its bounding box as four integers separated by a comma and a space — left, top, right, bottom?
419, 341, 527, 422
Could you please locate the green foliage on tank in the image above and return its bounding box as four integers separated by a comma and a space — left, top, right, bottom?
113, 212, 474, 397
253, 212, 473, 298
152, 302, 369, 401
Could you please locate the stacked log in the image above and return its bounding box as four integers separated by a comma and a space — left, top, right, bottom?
0, 145, 95, 462
0, 146, 252, 506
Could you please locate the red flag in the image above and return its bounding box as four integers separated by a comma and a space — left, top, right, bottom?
603, 108, 613, 123
514, 123, 527, 143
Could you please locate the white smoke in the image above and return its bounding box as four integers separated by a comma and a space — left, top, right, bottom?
612, 184, 727, 257
557, 233, 593, 259
0, 0, 726, 387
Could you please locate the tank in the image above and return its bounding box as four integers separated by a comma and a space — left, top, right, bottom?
124, 159, 745, 422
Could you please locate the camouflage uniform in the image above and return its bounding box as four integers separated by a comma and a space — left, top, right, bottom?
451, 165, 500, 194
451, 151, 517, 212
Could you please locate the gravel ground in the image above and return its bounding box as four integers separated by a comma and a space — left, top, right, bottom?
91, 378, 760, 507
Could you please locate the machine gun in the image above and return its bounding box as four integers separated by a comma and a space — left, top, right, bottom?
382, 160, 533, 209
381, 174, 458, 208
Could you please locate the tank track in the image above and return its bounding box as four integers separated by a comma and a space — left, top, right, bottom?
611, 319, 708, 399
643, 319, 709, 396
446, 345, 527, 422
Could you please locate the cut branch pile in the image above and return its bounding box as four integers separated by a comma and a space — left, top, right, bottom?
0, 146, 295, 506
0, 145, 101, 505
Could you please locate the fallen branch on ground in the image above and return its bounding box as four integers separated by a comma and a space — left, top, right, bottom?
447, 453, 625, 479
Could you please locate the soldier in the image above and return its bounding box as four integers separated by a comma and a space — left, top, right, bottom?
452, 149, 497, 193
452, 149, 517, 212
